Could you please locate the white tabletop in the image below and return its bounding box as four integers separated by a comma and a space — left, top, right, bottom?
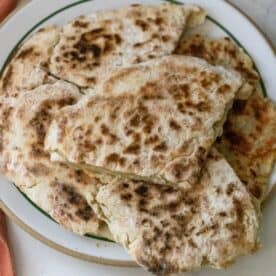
7, 220, 147, 276
4, 0, 276, 275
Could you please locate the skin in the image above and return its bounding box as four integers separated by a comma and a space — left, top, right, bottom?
0, 0, 17, 22
0, 211, 14, 276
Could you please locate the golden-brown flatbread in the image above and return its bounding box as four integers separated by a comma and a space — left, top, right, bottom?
96, 149, 259, 274
45, 55, 243, 187
0, 26, 59, 99
176, 34, 259, 99
0, 26, 60, 157
176, 34, 276, 204
49, 3, 205, 89
216, 91, 276, 204
0, 3, 205, 240
0, 81, 111, 237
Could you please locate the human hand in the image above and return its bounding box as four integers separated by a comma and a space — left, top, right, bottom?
0, 0, 17, 23
0, 210, 14, 276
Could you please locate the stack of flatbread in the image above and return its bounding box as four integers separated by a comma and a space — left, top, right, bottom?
0, 3, 275, 275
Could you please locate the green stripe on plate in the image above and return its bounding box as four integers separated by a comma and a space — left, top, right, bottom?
1, 0, 267, 242
14, 184, 114, 242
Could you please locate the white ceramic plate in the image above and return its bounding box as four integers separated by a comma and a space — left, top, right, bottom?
0, 0, 275, 273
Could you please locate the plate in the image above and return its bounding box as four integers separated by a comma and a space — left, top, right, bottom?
0, 0, 275, 272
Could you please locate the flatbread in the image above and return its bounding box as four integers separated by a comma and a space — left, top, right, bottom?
216, 91, 276, 204
0, 26, 59, 99
0, 26, 60, 155
0, 81, 111, 237
96, 149, 259, 274
49, 3, 206, 89
45, 55, 243, 187
176, 34, 276, 204
176, 34, 259, 99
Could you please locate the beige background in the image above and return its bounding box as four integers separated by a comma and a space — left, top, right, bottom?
2, 0, 276, 275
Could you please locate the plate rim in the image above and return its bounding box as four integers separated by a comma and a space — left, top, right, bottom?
0, 200, 137, 267
0, 0, 275, 266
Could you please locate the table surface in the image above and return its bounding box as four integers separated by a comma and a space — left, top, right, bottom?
3, 0, 276, 275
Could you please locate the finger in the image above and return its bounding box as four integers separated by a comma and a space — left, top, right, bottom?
0, 0, 17, 23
